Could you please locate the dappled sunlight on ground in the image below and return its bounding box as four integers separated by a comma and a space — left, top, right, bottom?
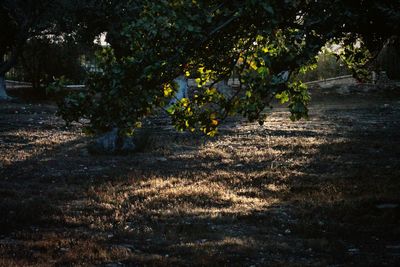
1, 88, 400, 265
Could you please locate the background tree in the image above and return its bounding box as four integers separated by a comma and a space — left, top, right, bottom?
0, 0, 60, 99
0, 0, 118, 99
376, 36, 400, 80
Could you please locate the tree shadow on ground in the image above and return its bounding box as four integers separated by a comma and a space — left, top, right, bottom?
1, 94, 400, 266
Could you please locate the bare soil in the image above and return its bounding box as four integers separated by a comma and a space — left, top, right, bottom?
1, 86, 400, 266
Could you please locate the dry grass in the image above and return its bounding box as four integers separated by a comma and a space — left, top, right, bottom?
0, 88, 400, 266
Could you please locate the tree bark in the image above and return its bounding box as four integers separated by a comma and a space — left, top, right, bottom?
0, 74, 10, 100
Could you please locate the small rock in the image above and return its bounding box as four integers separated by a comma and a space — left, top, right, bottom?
89, 128, 119, 154
284, 229, 291, 234
88, 128, 137, 155
156, 157, 168, 162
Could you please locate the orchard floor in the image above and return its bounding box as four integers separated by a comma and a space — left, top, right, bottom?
1, 85, 400, 266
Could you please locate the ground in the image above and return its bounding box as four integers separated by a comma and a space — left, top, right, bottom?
0, 85, 399, 266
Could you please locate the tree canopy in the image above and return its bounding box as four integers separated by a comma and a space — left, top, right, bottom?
2, 1, 399, 135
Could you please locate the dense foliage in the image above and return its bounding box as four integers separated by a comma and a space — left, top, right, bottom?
58, 0, 399, 136
2, 1, 399, 135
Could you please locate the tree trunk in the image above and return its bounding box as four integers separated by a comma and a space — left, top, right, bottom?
0, 74, 10, 100
0, 47, 20, 100
377, 36, 400, 80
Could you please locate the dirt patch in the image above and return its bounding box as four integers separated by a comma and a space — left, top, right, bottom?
1, 86, 400, 266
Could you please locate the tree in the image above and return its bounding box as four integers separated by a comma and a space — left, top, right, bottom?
4, 1, 391, 136
0, 0, 117, 99
59, 0, 399, 136
0, 1, 58, 99
377, 36, 400, 80
20, 38, 98, 91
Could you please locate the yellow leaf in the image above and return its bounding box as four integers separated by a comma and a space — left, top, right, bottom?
163, 83, 173, 97
207, 130, 217, 137
181, 98, 189, 107
250, 61, 258, 70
